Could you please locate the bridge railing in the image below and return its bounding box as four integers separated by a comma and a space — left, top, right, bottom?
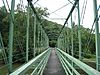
56, 48, 100, 75
9, 48, 51, 75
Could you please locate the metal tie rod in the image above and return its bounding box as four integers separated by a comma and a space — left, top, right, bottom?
58, 0, 79, 36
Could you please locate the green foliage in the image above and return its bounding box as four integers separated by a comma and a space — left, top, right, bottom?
42, 20, 62, 46
58, 24, 95, 58
0, 6, 9, 47
35, 7, 49, 18
0, 5, 96, 61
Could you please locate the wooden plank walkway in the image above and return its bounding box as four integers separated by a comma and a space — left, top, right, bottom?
43, 48, 66, 75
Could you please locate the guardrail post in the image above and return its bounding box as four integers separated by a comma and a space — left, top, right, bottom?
93, 0, 100, 71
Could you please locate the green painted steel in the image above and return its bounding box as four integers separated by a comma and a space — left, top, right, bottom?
1, 0, 7, 12
57, 48, 100, 75
26, 2, 30, 62
33, 15, 36, 57
56, 49, 80, 75
66, 23, 69, 54
56, 50, 73, 75
37, 49, 50, 75
31, 49, 51, 75
77, 2, 82, 60
8, 0, 15, 73
40, 26, 42, 53
31, 51, 48, 74
71, 15, 74, 74
58, 0, 79, 35
1, 0, 100, 74
93, 0, 100, 71
38, 23, 41, 54
9, 48, 51, 75
71, 15, 73, 57
28, 0, 49, 51
64, 29, 66, 52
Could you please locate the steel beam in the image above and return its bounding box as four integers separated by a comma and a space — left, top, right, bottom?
93, 0, 100, 71
57, 48, 100, 75
77, 2, 82, 60
8, 0, 15, 73
71, 15, 74, 57
26, 2, 30, 62
10, 49, 50, 75
33, 15, 36, 57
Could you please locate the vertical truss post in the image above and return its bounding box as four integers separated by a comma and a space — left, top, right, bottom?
45, 31, 47, 49
77, 2, 82, 60
42, 29, 44, 50
66, 24, 69, 54
44, 28, 47, 48
48, 37, 49, 48
58, 38, 60, 48
46, 35, 49, 48
64, 29, 66, 52
45, 34, 47, 48
8, 0, 15, 73
62, 32, 64, 51
37, 22, 40, 54
26, 2, 30, 62
41, 28, 43, 51
71, 15, 74, 57
38, 23, 41, 54
45, 34, 48, 48
43, 31, 45, 49
57, 37, 59, 48
71, 14, 74, 74
57, 38, 58, 48
40, 25, 42, 53
59, 36, 61, 49
47, 34, 48, 48
93, 0, 100, 71
33, 15, 36, 57
59, 38, 60, 49
45, 35, 46, 48
59, 38, 60, 48
36, 23, 38, 53
59, 37, 61, 49
61, 34, 63, 50
43, 30, 45, 50
60, 38, 62, 49
62, 33, 64, 51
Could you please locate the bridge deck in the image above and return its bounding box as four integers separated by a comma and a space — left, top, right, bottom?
43, 48, 66, 75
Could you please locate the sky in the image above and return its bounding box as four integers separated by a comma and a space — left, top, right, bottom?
0, 0, 100, 30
